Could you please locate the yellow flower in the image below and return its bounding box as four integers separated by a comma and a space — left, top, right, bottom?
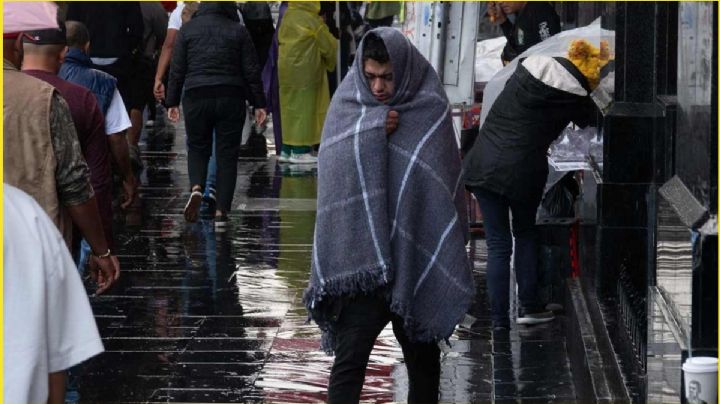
567, 39, 611, 90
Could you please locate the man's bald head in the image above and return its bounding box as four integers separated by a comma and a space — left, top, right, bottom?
21, 28, 69, 73
21, 43, 67, 74
22, 43, 65, 57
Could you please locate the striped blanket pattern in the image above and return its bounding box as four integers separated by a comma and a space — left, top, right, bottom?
304, 28, 474, 353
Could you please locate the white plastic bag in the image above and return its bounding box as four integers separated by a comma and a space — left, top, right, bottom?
479, 18, 615, 127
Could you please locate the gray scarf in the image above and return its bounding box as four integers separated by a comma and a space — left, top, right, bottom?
305, 28, 474, 353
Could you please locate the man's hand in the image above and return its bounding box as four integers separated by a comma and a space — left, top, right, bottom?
153, 79, 165, 101
255, 108, 267, 127
386, 110, 399, 135
487, 2, 506, 24
121, 175, 138, 210
168, 107, 180, 123
88, 254, 120, 295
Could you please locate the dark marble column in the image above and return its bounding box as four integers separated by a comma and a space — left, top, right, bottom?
596, 2, 717, 403
596, 3, 678, 402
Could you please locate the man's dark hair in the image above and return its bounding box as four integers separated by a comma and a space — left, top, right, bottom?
362, 33, 390, 64
65, 20, 90, 48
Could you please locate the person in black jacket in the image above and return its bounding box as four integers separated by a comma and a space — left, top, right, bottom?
463, 40, 608, 330
488, 1, 561, 64
166, 2, 267, 228
239, 2, 274, 69
66, 2, 145, 159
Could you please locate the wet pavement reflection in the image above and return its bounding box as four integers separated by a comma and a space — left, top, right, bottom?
77, 118, 578, 403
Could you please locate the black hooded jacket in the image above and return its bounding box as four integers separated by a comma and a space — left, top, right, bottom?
66, 2, 144, 59
463, 56, 597, 206
166, 2, 266, 108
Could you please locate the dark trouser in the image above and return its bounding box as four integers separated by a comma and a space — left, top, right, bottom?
328, 293, 440, 404
182, 89, 246, 213
94, 57, 142, 110
367, 15, 395, 28
472, 187, 543, 327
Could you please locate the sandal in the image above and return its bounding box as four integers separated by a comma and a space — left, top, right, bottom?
183, 189, 203, 222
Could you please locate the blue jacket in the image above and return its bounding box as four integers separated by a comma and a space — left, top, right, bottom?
59, 48, 117, 115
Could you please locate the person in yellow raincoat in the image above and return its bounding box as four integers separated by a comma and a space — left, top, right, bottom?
278, 1, 337, 164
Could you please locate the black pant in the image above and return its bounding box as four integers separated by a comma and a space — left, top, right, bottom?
328, 293, 440, 404
367, 15, 395, 28
94, 57, 143, 110
182, 89, 246, 212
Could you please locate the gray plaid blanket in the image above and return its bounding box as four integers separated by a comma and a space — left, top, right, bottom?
305, 28, 474, 353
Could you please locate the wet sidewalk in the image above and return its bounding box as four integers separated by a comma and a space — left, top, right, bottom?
77, 118, 578, 403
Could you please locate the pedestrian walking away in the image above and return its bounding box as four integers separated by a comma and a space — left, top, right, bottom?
277, 1, 337, 164
166, 1, 267, 228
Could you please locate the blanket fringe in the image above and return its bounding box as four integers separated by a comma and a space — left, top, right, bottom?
390, 289, 474, 344
304, 267, 391, 355
304, 266, 389, 309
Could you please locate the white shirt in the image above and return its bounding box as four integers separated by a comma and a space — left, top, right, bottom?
90, 57, 119, 66
168, 3, 184, 30
167, 2, 244, 31
3, 184, 104, 404
105, 89, 132, 135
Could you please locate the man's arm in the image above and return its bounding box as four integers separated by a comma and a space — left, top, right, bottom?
237, 26, 266, 109
108, 132, 137, 209
104, 89, 137, 209
166, 29, 187, 107
50, 94, 94, 207
316, 23, 339, 73
154, 29, 178, 100
48, 371, 66, 404
532, 3, 561, 42
570, 97, 598, 129
50, 94, 120, 292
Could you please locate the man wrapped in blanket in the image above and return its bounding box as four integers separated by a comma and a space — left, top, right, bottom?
305, 28, 474, 404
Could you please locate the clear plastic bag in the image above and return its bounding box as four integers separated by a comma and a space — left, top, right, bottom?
479, 18, 615, 127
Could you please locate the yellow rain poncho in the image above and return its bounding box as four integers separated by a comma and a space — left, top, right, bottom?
278, 2, 337, 147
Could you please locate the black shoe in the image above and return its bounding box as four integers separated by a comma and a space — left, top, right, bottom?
517, 310, 555, 325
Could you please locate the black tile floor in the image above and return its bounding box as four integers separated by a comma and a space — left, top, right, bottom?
76, 117, 578, 403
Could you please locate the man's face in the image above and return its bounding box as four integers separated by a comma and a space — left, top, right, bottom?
689, 382, 700, 398
498, 1, 526, 15
364, 59, 394, 104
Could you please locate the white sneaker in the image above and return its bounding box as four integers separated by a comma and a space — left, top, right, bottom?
288, 153, 317, 164
517, 310, 555, 325
277, 151, 291, 163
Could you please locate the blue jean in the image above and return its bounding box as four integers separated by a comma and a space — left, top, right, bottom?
75, 238, 91, 276
472, 187, 542, 327
204, 132, 217, 199
68, 240, 94, 403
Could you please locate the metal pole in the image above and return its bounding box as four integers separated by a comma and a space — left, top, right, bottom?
336, 1, 342, 86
